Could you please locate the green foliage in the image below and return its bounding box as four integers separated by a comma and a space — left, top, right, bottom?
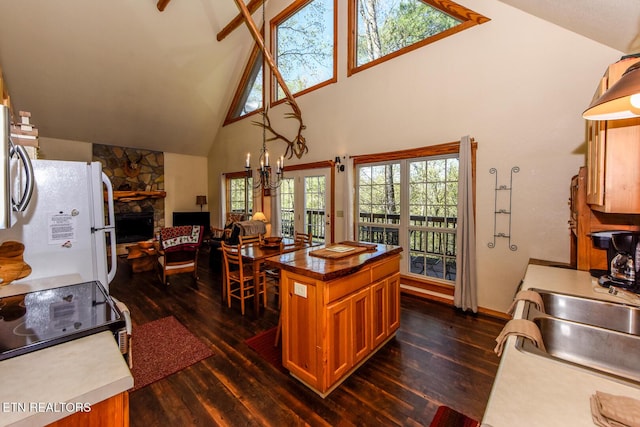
276, 0, 334, 99
357, 0, 460, 66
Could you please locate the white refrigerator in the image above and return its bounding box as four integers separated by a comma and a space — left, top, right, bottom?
0, 158, 117, 290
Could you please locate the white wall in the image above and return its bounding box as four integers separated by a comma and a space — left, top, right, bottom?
164, 152, 209, 226
208, 0, 625, 313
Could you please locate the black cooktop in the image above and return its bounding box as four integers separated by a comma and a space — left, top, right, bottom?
0, 281, 125, 361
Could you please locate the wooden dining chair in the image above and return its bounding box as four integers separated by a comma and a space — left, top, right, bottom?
239, 234, 263, 246
294, 231, 312, 246
221, 241, 266, 315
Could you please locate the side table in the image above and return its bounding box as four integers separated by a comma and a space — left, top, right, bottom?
126, 242, 159, 274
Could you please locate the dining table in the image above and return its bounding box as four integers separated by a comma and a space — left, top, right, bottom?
227, 238, 306, 316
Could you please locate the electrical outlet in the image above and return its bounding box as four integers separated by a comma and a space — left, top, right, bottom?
294, 282, 307, 298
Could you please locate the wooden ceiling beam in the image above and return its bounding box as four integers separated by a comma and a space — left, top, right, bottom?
217, 0, 264, 41
231, 0, 298, 112
157, 0, 171, 12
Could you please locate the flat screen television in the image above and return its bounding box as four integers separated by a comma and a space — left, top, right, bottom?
172, 212, 210, 235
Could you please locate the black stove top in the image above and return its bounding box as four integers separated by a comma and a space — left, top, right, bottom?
0, 281, 125, 361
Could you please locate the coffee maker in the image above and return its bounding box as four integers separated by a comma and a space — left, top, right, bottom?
598, 231, 640, 292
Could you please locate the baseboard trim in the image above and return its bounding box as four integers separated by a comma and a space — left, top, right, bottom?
400, 275, 510, 321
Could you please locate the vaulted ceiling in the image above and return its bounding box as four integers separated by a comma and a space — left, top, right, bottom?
0, 1, 638, 157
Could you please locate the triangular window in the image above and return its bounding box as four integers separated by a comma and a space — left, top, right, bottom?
348, 0, 489, 75
224, 44, 264, 125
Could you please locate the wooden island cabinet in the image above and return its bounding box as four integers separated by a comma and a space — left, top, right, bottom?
266, 243, 402, 397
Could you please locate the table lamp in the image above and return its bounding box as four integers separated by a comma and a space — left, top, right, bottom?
196, 195, 207, 211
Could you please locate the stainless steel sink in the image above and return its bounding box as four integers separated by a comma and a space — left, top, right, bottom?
516, 289, 640, 385
530, 288, 640, 335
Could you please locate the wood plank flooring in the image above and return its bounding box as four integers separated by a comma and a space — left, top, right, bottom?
109, 249, 506, 426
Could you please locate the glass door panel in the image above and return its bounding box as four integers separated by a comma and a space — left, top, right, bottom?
279, 169, 330, 244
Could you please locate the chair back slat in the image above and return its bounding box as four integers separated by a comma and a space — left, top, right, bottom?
239, 234, 262, 246
294, 231, 312, 246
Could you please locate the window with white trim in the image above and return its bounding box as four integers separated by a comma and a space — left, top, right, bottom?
357, 154, 459, 281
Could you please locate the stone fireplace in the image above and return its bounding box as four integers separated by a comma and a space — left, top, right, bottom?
93, 144, 165, 250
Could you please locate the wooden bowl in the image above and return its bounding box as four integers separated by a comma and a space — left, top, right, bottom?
263, 237, 282, 244
138, 241, 154, 249
261, 237, 282, 248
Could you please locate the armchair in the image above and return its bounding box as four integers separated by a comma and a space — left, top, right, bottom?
157, 225, 204, 286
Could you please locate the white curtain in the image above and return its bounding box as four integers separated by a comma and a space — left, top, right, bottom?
344, 156, 355, 241
271, 188, 282, 237
218, 173, 226, 227
454, 135, 477, 312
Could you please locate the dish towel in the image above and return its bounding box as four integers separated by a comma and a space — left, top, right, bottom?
506, 290, 545, 316
591, 391, 640, 427
494, 319, 546, 357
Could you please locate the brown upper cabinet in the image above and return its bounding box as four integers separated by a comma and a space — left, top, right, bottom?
586, 56, 640, 213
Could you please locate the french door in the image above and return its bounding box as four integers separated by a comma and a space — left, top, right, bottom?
280, 168, 330, 244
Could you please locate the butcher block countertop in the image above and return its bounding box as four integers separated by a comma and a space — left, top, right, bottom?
265, 242, 403, 280
483, 264, 640, 427
0, 275, 133, 427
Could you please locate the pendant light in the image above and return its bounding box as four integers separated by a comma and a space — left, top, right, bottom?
583, 61, 640, 121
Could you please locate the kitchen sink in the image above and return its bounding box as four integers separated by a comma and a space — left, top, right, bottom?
530, 288, 640, 335
516, 289, 640, 384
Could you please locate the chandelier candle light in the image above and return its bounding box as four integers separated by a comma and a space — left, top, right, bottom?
245, 138, 284, 191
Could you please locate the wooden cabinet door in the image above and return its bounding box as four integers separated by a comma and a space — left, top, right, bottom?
47, 392, 129, 427
326, 297, 351, 386
326, 286, 371, 386
386, 273, 401, 334
282, 273, 319, 388
586, 57, 640, 213
586, 118, 605, 206
370, 280, 387, 348
351, 287, 371, 366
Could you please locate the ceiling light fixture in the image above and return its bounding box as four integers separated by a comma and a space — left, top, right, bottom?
244, 0, 283, 193
583, 62, 640, 121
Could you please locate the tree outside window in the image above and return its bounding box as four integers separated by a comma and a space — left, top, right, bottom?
349, 0, 488, 75
228, 176, 253, 215
357, 154, 459, 282
273, 0, 336, 100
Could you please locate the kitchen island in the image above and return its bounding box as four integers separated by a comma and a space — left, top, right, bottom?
0, 275, 133, 427
483, 264, 640, 426
266, 242, 402, 397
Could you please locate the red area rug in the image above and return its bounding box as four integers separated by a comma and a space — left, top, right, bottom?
131, 316, 214, 391
245, 326, 287, 373
429, 406, 479, 427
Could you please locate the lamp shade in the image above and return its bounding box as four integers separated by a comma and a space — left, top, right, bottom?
583, 61, 640, 121
196, 195, 207, 206
252, 211, 267, 222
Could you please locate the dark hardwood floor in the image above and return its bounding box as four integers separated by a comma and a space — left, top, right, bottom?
110, 248, 506, 427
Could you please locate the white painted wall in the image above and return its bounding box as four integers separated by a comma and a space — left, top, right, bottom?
208, 0, 625, 313
164, 152, 209, 226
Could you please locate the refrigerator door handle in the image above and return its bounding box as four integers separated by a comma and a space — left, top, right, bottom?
102, 171, 117, 284
10, 142, 34, 212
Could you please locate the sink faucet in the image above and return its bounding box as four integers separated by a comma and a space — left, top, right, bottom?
608, 286, 640, 304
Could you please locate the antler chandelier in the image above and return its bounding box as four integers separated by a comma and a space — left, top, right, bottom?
245, 111, 284, 191
235, 0, 308, 191
159, 0, 309, 190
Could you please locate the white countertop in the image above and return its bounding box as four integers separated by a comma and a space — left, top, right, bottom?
0, 275, 133, 426
482, 264, 640, 427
